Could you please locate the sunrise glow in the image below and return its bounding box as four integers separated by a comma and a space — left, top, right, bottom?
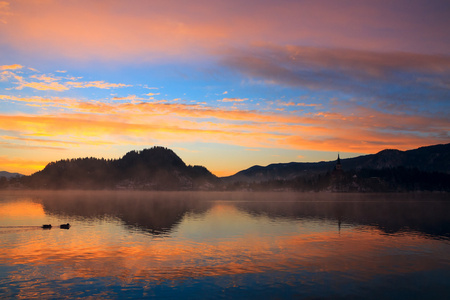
0, 0, 448, 176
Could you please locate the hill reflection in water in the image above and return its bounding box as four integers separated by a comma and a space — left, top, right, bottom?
1, 191, 449, 299
33, 191, 450, 240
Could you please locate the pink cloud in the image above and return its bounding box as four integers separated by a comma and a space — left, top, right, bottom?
218, 98, 248, 103
222, 45, 450, 89
1, 0, 448, 62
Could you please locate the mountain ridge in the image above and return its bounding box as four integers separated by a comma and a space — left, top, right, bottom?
2, 143, 449, 191
0, 171, 24, 179
223, 143, 450, 183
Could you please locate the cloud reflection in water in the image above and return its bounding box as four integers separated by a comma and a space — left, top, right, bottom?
1, 191, 449, 299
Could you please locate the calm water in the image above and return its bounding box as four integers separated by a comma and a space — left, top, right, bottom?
0, 191, 449, 299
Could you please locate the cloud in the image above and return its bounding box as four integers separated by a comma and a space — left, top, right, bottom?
3, 135, 78, 146
66, 81, 131, 89
0, 70, 24, 83
17, 81, 69, 91
221, 44, 450, 109
224, 45, 450, 84
112, 95, 139, 101
2, 134, 113, 147
0, 95, 72, 107
0, 1, 11, 24
0, 141, 67, 151
0, 93, 447, 156
2, 0, 449, 62
30, 74, 59, 82
145, 92, 160, 96
0, 67, 131, 91
218, 98, 248, 103
0, 64, 23, 70
277, 100, 321, 107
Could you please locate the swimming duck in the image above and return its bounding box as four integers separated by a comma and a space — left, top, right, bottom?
42, 224, 52, 229
60, 223, 71, 229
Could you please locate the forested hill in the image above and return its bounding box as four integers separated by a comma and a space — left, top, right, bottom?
223, 143, 450, 183
22, 147, 218, 190
9, 143, 450, 192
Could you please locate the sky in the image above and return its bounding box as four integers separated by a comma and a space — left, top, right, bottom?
0, 0, 449, 176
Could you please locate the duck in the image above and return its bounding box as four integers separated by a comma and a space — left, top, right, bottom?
42, 224, 52, 229
60, 223, 71, 229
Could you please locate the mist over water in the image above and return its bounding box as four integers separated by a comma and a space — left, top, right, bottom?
1, 191, 449, 299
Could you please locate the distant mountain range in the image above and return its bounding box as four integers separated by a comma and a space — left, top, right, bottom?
223, 143, 450, 183
2, 143, 449, 191
0, 171, 23, 178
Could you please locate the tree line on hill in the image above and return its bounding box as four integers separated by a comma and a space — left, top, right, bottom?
16, 147, 218, 190
1, 144, 449, 192
225, 167, 450, 192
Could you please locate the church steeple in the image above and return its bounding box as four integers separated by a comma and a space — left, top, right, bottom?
335, 153, 342, 170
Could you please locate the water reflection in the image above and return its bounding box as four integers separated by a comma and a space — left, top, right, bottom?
34, 191, 211, 235
21, 191, 450, 240
1, 191, 449, 299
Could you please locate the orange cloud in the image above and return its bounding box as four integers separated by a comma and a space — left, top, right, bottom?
30, 74, 59, 82
1, 135, 103, 146
0, 91, 448, 175
0, 155, 48, 174
17, 81, 69, 91
0, 112, 445, 158
0, 95, 79, 109
1, 94, 448, 155
0, 141, 67, 151
0, 64, 23, 70
0, 70, 23, 83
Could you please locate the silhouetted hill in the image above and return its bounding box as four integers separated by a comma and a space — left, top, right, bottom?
223, 143, 450, 183
13, 143, 450, 192
22, 146, 218, 190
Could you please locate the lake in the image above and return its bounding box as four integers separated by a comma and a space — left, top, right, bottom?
1, 191, 449, 299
